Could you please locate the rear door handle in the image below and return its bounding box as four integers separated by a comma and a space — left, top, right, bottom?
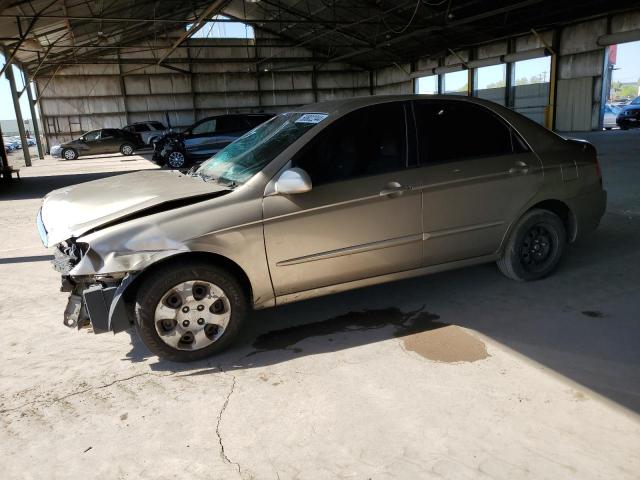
379, 181, 413, 197
509, 160, 529, 175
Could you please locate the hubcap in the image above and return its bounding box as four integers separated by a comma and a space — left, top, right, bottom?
154, 280, 231, 351
64, 150, 75, 160
122, 145, 133, 155
520, 224, 554, 272
168, 152, 185, 168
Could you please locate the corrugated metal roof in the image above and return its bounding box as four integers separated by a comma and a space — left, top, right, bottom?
0, 0, 637, 75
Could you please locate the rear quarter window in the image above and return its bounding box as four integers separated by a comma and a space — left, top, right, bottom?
413, 101, 516, 164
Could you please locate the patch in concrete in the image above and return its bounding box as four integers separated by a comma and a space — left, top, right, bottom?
402, 325, 489, 363
582, 310, 605, 318
249, 307, 443, 355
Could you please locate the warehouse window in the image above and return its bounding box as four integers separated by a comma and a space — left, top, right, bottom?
513, 57, 550, 85
415, 75, 438, 94
443, 70, 468, 94
187, 15, 254, 39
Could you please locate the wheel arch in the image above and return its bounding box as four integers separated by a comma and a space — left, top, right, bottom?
499, 198, 577, 254
122, 251, 254, 308
529, 199, 577, 243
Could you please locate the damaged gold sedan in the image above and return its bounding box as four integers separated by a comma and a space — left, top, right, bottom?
37, 95, 607, 362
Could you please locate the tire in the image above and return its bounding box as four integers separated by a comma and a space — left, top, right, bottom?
605, 127, 612, 130
497, 209, 566, 282
120, 143, 135, 156
134, 261, 247, 362
167, 151, 186, 169
62, 148, 78, 160
621, 125, 629, 131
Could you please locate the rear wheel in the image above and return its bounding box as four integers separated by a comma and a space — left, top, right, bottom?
497, 209, 566, 281
62, 148, 78, 160
120, 143, 135, 156
134, 262, 247, 362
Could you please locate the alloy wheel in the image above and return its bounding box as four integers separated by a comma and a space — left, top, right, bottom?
154, 280, 231, 351
168, 151, 186, 168
520, 223, 555, 273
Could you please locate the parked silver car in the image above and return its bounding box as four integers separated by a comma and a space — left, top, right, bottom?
37, 95, 606, 362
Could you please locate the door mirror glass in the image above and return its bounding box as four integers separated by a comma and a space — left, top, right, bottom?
274, 168, 312, 195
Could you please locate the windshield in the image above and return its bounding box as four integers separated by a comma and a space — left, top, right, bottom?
195, 112, 327, 186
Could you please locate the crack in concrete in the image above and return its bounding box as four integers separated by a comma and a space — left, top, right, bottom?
216, 374, 243, 478
0, 372, 157, 413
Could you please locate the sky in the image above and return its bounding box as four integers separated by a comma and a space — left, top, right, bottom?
0, 53, 36, 123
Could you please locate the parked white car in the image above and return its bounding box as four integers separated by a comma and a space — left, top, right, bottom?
603, 104, 621, 129
123, 121, 168, 146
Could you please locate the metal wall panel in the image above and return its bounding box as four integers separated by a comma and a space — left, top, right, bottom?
556, 77, 593, 131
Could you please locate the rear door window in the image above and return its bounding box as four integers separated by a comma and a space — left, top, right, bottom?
413, 101, 514, 164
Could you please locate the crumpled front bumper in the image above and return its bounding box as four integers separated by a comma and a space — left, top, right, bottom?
62, 274, 136, 334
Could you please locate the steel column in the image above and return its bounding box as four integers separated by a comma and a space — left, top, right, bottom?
3, 47, 31, 166
22, 69, 44, 159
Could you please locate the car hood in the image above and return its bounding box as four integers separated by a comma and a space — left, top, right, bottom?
39, 170, 229, 247
621, 105, 640, 113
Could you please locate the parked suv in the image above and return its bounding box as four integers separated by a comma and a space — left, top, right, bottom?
58, 129, 143, 160
37, 96, 606, 362
616, 96, 640, 130
153, 113, 273, 169
123, 121, 167, 146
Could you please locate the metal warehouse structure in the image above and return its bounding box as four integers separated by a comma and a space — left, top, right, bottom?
1, 0, 640, 166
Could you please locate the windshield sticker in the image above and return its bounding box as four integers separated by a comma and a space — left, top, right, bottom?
295, 113, 328, 124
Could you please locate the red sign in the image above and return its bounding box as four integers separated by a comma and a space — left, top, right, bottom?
609, 45, 617, 65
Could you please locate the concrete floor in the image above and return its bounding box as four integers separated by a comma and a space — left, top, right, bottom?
1, 133, 639, 479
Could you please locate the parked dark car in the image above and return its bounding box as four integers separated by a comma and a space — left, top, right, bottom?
616, 96, 640, 130
153, 113, 274, 169
59, 129, 144, 160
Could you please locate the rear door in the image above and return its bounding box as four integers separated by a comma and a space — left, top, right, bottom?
98, 129, 122, 153
263, 102, 423, 296
412, 99, 543, 266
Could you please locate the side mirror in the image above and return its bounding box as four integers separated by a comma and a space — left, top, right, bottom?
274, 168, 312, 195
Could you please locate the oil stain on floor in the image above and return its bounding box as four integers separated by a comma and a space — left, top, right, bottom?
402, 325, 489, 363
250, 307, 489, 363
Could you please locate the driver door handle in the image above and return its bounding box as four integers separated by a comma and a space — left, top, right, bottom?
509, 160, 529, 175
380, 181, 414, 197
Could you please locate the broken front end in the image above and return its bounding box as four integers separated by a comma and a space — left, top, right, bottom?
50, 237, 134, 334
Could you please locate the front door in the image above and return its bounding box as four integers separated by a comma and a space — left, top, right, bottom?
81, 130, 101, 155
263, 102, 423, 297
412, 100, 543, 266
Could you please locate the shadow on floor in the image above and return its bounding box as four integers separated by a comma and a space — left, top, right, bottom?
124, 211, 640, 413
0, 171, 142, 200
0, 255, 53, 264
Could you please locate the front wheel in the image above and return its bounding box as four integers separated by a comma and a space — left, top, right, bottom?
497, 209, 566, 282
62, 148, 78, 160
134, 262, 247, 362
166, 151, 186, 169
120, 143, 135, 156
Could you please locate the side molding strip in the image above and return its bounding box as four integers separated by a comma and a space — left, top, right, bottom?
276, 233, 423, 267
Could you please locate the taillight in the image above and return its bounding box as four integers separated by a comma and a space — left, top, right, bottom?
594, 156, 603, 186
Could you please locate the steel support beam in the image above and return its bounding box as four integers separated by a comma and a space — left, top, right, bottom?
3, 47, 31, 166
157, 0, 228, 66
22, 68, 44, 159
